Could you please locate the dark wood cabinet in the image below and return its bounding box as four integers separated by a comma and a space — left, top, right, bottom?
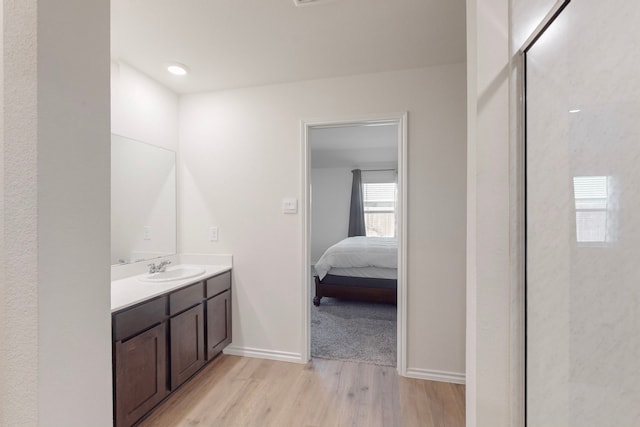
114, 322, 168, 427
206, 289, 232, 359
170, 282, 204, 315
206, 271, 231, 297
113, 296, 167, 341
170, 304, 205, 389
112, 269, 232, 427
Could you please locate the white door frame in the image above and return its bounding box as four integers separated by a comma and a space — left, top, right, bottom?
300, 112, 408, 376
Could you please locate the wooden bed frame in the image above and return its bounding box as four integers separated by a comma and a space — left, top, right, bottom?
313, 275, 397, 306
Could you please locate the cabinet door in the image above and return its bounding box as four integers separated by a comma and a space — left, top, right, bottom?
206, 289, 232, 360
170, 304, 205, 390
114, 322, 168, 427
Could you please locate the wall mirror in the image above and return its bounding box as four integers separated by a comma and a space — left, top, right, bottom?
111, 134, 176, 265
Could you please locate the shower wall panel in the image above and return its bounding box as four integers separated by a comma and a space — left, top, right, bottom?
526, 1, 640, 426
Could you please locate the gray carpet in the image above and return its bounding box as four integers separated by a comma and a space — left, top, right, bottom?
311, 296, 397, 366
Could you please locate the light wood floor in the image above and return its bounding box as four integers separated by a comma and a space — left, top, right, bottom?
139, 355, 465, 427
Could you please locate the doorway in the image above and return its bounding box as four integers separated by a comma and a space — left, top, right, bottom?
301, 114, 407, 374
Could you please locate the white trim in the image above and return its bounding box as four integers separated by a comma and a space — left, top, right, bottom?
223, 346, 305, 364
300, 112, 408, 375
397, 113, 408, 376
510, 44, 527, 427
406, 368, 466, 385
301, 119, 312, 363
466, 1, 478, 424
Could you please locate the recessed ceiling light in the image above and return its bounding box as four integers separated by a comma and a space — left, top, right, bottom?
569, 109, 581, 113
167, 63, 188, 76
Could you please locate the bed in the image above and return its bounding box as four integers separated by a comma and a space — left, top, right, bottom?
313, 236, 397, 306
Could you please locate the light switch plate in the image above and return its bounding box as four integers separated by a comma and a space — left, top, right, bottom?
282, 198, 298, 214
143, 226, 151, 240
209, 226, 219, 242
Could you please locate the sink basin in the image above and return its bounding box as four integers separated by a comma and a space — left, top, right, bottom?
139, 266, 205, 282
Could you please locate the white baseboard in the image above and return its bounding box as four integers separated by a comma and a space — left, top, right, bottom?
405, 367, 466, 384
223, 346, 306, 364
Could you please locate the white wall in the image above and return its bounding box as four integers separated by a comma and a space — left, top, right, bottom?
310, 167, 352, 263
111, 61, 179, 151
1, 2, 39, 424
179, 65, 467, 377
466, 0, 512, 425
1, 1, 112, 426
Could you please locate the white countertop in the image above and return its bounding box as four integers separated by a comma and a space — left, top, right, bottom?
111, 264, 232, 313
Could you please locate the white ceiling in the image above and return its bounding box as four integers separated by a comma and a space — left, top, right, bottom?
310, 123, 398, 168
111, 0, 466, 94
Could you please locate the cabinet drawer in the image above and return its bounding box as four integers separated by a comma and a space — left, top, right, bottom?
170, 283, 204, 315
206, 271, 231, 298
113, 296, 167, 342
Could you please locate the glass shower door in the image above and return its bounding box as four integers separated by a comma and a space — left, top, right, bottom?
526, 1, 640, 426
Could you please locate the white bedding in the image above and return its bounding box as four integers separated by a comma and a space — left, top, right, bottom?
314, 236, 397, 280
326, 267, 397, 280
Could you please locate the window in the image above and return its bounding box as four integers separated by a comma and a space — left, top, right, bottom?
573, 176, 609, 243
363, 182, 396, 237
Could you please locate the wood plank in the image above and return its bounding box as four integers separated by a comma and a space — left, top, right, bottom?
399, 376, 435, 426
138, 355, 465, 427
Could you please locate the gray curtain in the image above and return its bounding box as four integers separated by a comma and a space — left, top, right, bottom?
348, 169, 366, 237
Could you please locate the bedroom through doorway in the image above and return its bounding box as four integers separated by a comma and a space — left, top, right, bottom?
302, 115, 407, 372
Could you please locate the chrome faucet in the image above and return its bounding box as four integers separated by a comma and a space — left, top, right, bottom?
148, 260, 171, 274
157, 260, 171, 272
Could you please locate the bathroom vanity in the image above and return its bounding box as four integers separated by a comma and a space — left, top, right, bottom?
111, 266, 232, 427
